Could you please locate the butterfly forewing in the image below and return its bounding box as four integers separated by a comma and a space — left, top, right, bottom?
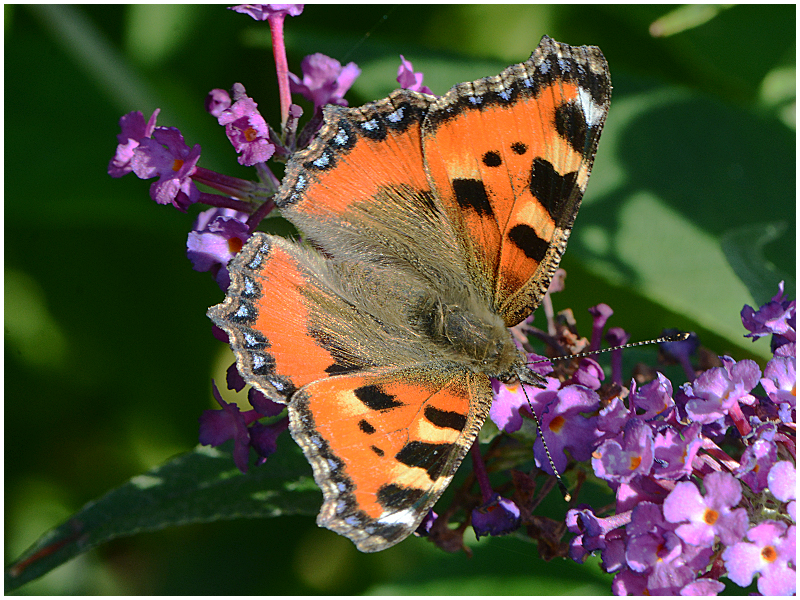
421, 36, 610, 325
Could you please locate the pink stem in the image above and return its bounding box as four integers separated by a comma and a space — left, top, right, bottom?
268, 13, 292, 131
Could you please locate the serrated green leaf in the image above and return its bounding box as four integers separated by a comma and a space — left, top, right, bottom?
5, 443, 319, 592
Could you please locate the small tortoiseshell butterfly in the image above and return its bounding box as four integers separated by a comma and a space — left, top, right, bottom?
208, 36, 611, 552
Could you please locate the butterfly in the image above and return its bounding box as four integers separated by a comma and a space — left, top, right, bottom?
207, 36, 611, 552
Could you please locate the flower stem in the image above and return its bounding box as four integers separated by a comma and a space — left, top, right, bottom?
192, 167, 261, 199
246, 197, 276, 232
268, 13, 292, 131
196, 192, 253, 213
471, 443, 494, 503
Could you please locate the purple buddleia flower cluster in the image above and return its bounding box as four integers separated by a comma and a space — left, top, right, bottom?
110, 7, 795, 593
533, 283, 795, 596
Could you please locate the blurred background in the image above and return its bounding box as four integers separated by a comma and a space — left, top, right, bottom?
5, 4, 795, 594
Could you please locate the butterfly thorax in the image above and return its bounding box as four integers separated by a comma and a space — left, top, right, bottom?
412, 289, 519, 378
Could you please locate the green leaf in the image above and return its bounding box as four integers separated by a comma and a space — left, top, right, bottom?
720, 221, 795, 306
5, 443, 319, 592
570, 80, 794, 358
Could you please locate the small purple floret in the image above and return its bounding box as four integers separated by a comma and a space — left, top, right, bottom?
289, 53, 361, 112
414, 510, 437, 537
535, 384, 600, 474
109, 109, 160, 177
205, 88, 232, 118
663, 471, 748, 547
471, 494, 521, 539
722, 521, 796, 596
592, 418, 653, 483
229, 4, 304, 20
396, 55, 434, 95
198, 382, 261, 472
131, 127, 201, 210
217, 87, 275, 166
683, 358, 760, 424
186, 207, 250, 290
742, 281, 796, 351
249, 416, 289, 459
767, 460, 796, 503
489, 370, 559, 434
588, 303, 613, 351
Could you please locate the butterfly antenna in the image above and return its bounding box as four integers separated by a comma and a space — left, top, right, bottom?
520, 384, 571, 502
527, 332, 690, 367
519, 332, 689, 502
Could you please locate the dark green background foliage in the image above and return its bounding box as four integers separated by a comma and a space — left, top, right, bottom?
5, 4, 795, 594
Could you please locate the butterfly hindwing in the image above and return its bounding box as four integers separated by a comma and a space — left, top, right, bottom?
207, 234, 335, 401
289, 366, 492, 552
421, 36, 610, 325
210, 233, 496, 552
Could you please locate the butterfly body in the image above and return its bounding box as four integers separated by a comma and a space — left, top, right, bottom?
208, 36, 610, 551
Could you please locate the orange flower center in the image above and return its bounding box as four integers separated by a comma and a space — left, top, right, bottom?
228, 237, 244, 254
549, 415, 565, 433
244, 127, 259, 142
629, 455, 642, 470
703, 508, 719, 525
172, 158, 184, 172
761, 545, 777, 562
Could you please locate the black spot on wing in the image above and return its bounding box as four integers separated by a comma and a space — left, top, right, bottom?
395, 441, 455, 481
325, 363, 357, 375
582, 68, 611, 107
355, 385, 403, 411
511, 142, 528, 155
359, 419, 376, 434
452, 178, 493, 217
377, 483, 425, 510
508, 224, 549, 263
482, 151, 502, 167
424, 406, 467, 432
417, 189, 440, 217
554, 102, 588, 155
371, 445, 385, 457
529, 158, 579, 225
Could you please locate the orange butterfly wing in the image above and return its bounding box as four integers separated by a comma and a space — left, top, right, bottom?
207, 235, 351, 401
290, 367, 491, 552
422, 36, 610, 325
